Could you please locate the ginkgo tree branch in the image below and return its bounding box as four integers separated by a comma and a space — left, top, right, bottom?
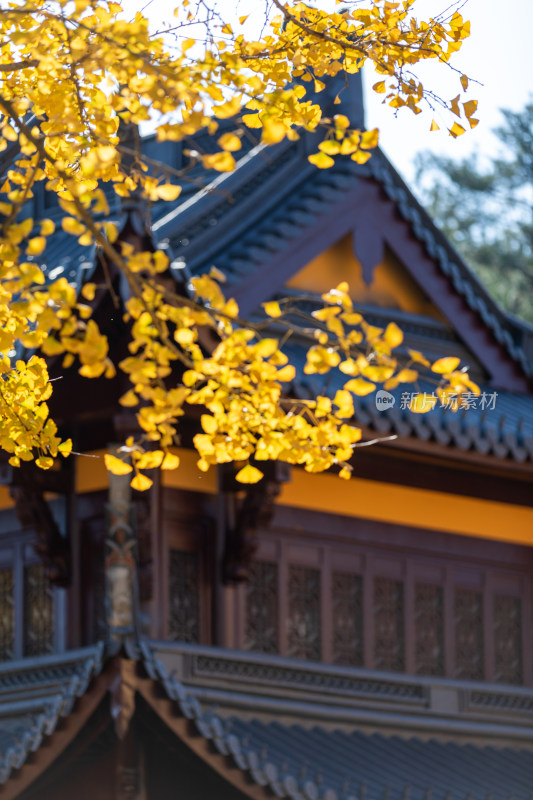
0, 60, 38, 72
0, 0, 478, 488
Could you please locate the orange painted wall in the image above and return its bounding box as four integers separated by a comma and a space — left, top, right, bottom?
65, 452, 533, 549
286, 233, 445, 321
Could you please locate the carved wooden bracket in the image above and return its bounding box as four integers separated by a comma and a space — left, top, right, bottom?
10, 486, 70, 587
222, 462, 290, 584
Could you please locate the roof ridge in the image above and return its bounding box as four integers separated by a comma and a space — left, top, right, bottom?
368, 150, 533, 379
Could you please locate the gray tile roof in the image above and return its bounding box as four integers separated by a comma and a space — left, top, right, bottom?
0, 644, 104, 783
139, 641, 533, 800
2, 640, 533, 799
283, 334, 533, 462
229, 717, 533, 800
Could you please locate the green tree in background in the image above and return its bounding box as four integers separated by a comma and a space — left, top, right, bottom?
415, 101, 533, 322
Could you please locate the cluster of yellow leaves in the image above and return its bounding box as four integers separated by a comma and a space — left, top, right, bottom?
0, 208, 119, 465
0, 356, 71, 469
0, 0, 475, 481
97, 268, 477, 488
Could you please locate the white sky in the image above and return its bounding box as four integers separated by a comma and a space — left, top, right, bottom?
135, 0, 533, 188
362, 0, 533, 185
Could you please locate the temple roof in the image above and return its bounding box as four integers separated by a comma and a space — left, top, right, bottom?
10, 73, 533, 464
227, 718, 533, 800
0, 644, 104, 784
3, 641, 533, 799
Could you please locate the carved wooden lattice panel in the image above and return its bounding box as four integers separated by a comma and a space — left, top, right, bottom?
287, 566, 321, 661
245, 561, 278, 654
374, 577, 405, 672
332, 571, 363, 666
169, 550, 200, 643
0, 568, 14, 661
493, 595, 523, 685
23, 564, 54, 656
415, 583, 445, 676
454, 588, 484, 680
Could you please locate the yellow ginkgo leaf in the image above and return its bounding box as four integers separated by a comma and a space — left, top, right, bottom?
155, 183, 182, 201
384, 321, 403, 348
235, 464, 264, 484
62, 217, 86, 236
201, 414, 217, 434
360, 128, 379, 150
276, 364, 295, 382
135, 450, 164, 470
431, 357, 461, 374
408, 349, 430, 367
449, 122, 466, 138
318, 140, 341, 155
308, 152, 335, 169
450, 94, 461, 117
58, 439, 73, 457
81, 282, 96, 301
344, 378, 376, 396
409, 393, 437, 413
395, 368, 419, 383
119, 389, 138, 407
351, 150, 372, 164
40, 219, 55, 236
361, 365, 395, 382
161, 452, 180, 470
262, 118, 287, 145
27, 236, 46, 255
104, 453, 133, 475
131, 472, 153, 491
202, 151, 236, 172
463, 100, 478, 119
263, 301, 282, 318
217, 132, 242, 152
36, 456, 54, 469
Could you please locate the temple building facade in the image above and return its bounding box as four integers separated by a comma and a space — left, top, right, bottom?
1, 74, 533, 799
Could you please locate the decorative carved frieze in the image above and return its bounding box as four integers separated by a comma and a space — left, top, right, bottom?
415, 583, 444, 677
374, 578, 404, 672
0, 568, 14, 661
454, 588, 484, 681
245, 561, 279, 654
493, 595, 523, 685
191, 653, 426, 702
467, 689, 533, 713
288, 566, 321, 661
23, 563, 53, 657
332, 572, 363, 667
169, 550, 200, 643
241, 537, 529, 684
